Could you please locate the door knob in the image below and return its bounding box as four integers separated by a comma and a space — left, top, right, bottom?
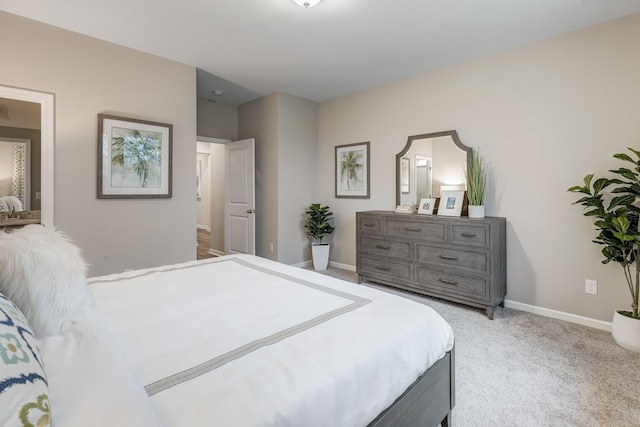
246, 209, 256, 214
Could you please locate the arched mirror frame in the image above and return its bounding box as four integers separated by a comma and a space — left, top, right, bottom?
0, 85, 55, 228
396, 129, 472, 206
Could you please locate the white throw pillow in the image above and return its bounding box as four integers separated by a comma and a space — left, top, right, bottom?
0, 225, 95, 338
38, 310, 165, 426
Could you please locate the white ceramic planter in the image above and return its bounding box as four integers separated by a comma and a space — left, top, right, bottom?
311, 243, 330, 271
612, 310, 640, 353
468, 205, 485, 218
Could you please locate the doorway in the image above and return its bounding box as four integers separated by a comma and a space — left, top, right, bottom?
196, 137, 256, 259
197, 137, 228, 258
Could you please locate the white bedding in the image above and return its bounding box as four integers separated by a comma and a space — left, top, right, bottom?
88, 254, 454, 426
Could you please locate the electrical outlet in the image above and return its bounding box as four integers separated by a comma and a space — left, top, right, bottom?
268, 242, 274, 253
585, 279, 598, 295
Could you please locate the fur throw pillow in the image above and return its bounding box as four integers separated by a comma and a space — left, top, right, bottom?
0, 225, 95, 338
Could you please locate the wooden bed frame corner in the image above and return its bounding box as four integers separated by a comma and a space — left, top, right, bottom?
369, 344, 455, 427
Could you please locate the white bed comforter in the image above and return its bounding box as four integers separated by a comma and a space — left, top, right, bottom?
88, 254, 454, 427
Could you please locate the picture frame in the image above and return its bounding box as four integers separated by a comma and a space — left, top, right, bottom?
98, 114, 172, 199
437, 190, 465, 217
400, 157, 410, 193
196, 160, 202, 200
335, 141, 370, 198
417, 197, 436, 215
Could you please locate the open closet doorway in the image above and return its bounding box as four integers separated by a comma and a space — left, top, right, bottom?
196, 137, 256, 259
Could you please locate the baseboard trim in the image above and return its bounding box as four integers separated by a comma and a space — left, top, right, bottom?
208, 249, 224, 257
293, 260, 355, 270
328, 261, 356, 272
503, 299, 612, 331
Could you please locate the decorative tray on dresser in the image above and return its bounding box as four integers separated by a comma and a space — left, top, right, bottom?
356, 210, 506, 319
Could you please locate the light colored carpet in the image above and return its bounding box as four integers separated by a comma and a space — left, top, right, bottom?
314, 266, 640, 427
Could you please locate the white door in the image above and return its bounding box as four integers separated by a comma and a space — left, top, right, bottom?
224, 138, 256, 255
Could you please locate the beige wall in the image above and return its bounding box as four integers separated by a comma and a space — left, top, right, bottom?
318, 13, 640, 322
277, 94, 319, 265
239, 94, 279, 260
238, 92, 318, 264
197, 99, 238, 141
0, 11, 197, 276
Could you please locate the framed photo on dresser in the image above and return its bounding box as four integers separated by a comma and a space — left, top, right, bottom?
437, 190, 465, 217
417, 198, 436, 215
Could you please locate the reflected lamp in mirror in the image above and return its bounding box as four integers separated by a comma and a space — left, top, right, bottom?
396, 130, 472, 208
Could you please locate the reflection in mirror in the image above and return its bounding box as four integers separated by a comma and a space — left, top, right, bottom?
396, 130, 472, 207
0, 137, 32, 210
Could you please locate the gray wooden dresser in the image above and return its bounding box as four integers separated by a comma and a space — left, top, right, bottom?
356, 211, 506, 319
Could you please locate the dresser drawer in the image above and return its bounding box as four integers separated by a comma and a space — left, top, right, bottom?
358, 216, 382, 234
360, 237, 411, 258
386, 219, 446, 242
358, 255, 411, 282
450, 223, 489, 247
416, 244, 488, 272
415, 266, 489, 301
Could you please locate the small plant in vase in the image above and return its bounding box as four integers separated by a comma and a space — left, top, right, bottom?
466, 150, 487, 218
305, 203, 335, 271
568, 147, 640, 352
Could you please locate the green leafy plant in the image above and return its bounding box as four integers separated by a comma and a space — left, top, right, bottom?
466, 150, 486, 206
305, 203, 335, 244
567, 147, 640, 319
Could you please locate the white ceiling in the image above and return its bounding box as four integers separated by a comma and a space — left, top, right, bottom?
2, 0, 640, 105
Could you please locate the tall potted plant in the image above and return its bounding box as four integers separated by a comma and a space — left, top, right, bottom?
568, 147, 640, 352
466, 150, 487, 218
305, 203, 335, 271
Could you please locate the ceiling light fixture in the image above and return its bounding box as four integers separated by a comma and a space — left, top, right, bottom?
292, 0, 322, 8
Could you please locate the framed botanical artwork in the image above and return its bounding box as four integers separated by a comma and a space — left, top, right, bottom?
335, 141, 370, 198
400, 157, 410, 193
417, 197, 436, 215
437, 190, 465, 217
97, 114, 172, 198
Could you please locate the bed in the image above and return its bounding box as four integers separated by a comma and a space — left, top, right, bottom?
0, 225, 455, 427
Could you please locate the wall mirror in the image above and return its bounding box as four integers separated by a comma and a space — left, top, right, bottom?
0, 86, 55, 227
396, 130, 472, 207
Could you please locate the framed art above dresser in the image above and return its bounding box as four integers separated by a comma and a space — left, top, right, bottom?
356, 211, 507, 319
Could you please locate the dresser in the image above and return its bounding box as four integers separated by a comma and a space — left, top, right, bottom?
356, 211, 506, 319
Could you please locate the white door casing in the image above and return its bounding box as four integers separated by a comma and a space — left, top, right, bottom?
224, 138, 255, 255
0, 85, 54, 227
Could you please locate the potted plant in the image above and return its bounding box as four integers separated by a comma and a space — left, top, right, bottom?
305, 203, 335, 271
466, 150, 487, 218
568, 147, 640, 352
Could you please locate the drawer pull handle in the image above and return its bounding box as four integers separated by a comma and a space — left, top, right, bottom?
439, 254, 459, 261
405, 227, 422, 232
375, 265, 391, 271
439, 278, 459, 285
376, 245, 391, 250
462, 233, 477, 237
364, 223, 376, 227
